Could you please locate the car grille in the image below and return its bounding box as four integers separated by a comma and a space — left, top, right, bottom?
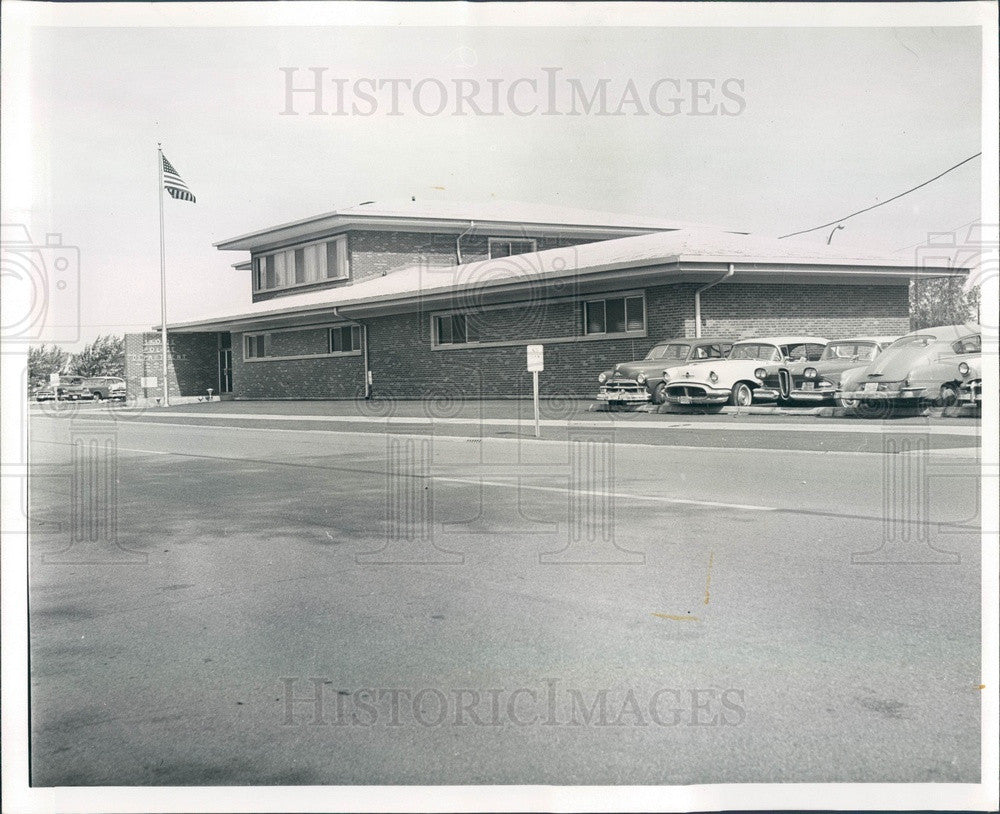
603, 378, 644, 394
778, 369, 791, 399
666, 385, 708, 398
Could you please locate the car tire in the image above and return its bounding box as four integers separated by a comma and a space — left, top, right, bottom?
92, 392, 104, 402
651, 382, 668, 405
835, 394, 859, 414
730, 382, 753, 407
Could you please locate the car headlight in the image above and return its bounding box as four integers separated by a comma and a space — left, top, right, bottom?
708, 371, 719, 383
959, 361, 970, 376
662, 371, 670, 382
804, 367, 818, 379
635, 373, 647, 384
598, 372, 607, 384
754, 367, 767, 380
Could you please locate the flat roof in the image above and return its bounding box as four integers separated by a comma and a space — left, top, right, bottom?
214, 199, 747, 252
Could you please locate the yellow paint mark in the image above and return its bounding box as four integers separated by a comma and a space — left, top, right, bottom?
704, 550, 715, 605
977, 684, 986, 690
431, 186, 446, 190
652, 613, 700, 622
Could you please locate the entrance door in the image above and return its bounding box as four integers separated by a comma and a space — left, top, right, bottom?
218, 349, 232, 394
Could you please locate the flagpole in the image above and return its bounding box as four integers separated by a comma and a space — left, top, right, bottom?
157, 143, 170, 407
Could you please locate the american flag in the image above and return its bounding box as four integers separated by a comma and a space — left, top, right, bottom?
161, 153, 196, 203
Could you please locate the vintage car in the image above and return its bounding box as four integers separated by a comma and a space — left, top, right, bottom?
84, 376, 127, 401
596, 337, 735, 405
662, 335, 828, 407
755, 336, 898, 405
837, 324, 981, 412
34, 375, 93, 401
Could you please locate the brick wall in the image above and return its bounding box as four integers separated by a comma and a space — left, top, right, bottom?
231, 326, 366, 399
124, 332, 219, 399
689, 283, 910, 339
205, 280, 911, 401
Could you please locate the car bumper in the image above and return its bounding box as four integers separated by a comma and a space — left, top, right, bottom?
597, 388, 650, 403
958, 382, 981, 404
664, 386, 731, 405
839, 388, 926, 401
786, 386, 836, 402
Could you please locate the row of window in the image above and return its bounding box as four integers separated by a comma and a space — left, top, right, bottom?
251, 236, 538, 294
243, 294, 647, 358
253, 237, 349, 292
245, 325, 362, 359
434, 294, 647, 346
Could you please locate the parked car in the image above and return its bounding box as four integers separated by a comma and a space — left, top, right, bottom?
597, 337, 735, 405
837, 324, 981, 412
84, 376, 127, 401
755, 336, 898, 405
662, 336, 828, 407
33, 375, 93, 401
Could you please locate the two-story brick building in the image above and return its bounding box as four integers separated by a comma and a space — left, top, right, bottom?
126, 200, 967, 401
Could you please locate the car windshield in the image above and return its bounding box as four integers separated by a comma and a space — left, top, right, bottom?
730, 343, 781, 362
821, 342, 878, 362
646, 343, 690, 361
890, 334, 936, 349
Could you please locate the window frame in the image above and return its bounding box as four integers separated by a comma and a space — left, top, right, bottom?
487, 237, 538, 260
582, 293, 647, 337
328, 325, 363, 355
432, 313, 480, 348
252, 235, 350, 294
242, 323, 363, 362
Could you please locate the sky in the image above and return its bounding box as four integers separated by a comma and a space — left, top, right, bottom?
7, 17, 985, 349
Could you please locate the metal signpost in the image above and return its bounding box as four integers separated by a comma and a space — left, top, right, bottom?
526, 344, 544, 438
50, 372, 60, 403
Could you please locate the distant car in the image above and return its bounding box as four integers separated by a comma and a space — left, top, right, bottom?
838, 324, 981, 412
597, 338, 735, 405
84, 376, 126, 401
755, 336, 898, 405
32, 384, 57, 402
662, 336, 828, 407
34, 375, 93, 401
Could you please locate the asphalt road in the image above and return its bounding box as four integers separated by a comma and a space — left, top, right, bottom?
26, 407, 983, 785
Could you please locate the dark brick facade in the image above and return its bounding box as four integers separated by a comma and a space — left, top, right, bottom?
124, 332, 219, 399
201, 281, 910, 400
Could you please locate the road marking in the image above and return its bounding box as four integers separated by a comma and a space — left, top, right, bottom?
652, 613, 700, 622
435, 476, 779, 512
44, 409, 982, 437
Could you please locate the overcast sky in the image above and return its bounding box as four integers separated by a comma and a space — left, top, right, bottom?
14, 21, 984, 347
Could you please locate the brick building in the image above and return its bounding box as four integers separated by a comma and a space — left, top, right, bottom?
128, 200, 966, 401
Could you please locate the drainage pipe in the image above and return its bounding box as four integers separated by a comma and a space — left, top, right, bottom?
694, 264, 735, 338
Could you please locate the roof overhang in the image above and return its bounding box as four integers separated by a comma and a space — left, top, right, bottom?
162, 259, 958, 333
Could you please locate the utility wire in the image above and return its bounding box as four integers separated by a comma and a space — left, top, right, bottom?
777, 152, 982, 239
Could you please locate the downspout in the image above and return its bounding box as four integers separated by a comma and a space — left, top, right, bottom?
456, 220, 475, 265
693, 264, 735, 338
333, 307, 371, 399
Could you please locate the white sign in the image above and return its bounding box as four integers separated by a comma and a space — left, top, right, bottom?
49, 373, 60, 386
526, 344, 544, 372
141, 376, 158, 388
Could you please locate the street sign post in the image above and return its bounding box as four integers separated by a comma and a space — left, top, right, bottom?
50, 372, 60, 402
527, 345, 544, 438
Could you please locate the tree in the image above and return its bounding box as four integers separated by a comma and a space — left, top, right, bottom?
909, 277, 980, 331
71, 335, 125, 378
28, 344, 70, 384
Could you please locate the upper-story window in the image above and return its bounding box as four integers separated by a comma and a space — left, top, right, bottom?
488, 238, 537, 259
253, 236, 348, 293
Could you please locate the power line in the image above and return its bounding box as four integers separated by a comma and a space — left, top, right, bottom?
778, 152, 982, 240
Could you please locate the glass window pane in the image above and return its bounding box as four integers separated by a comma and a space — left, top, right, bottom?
326, 240, 342, 279
437, 316, 453, 344
452, 315, 466, 344
265, 257, 276, 289
490, 241, 511, 259
303, 245, 321, 282
625, 296, 644, 331
585, 301, 605, 334
607, 298, 626, 333
351, 326, 361, 351
294, 249, 305, 284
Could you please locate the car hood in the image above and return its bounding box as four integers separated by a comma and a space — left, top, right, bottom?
665, 359, 760, 382
611, 360, 675, 379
